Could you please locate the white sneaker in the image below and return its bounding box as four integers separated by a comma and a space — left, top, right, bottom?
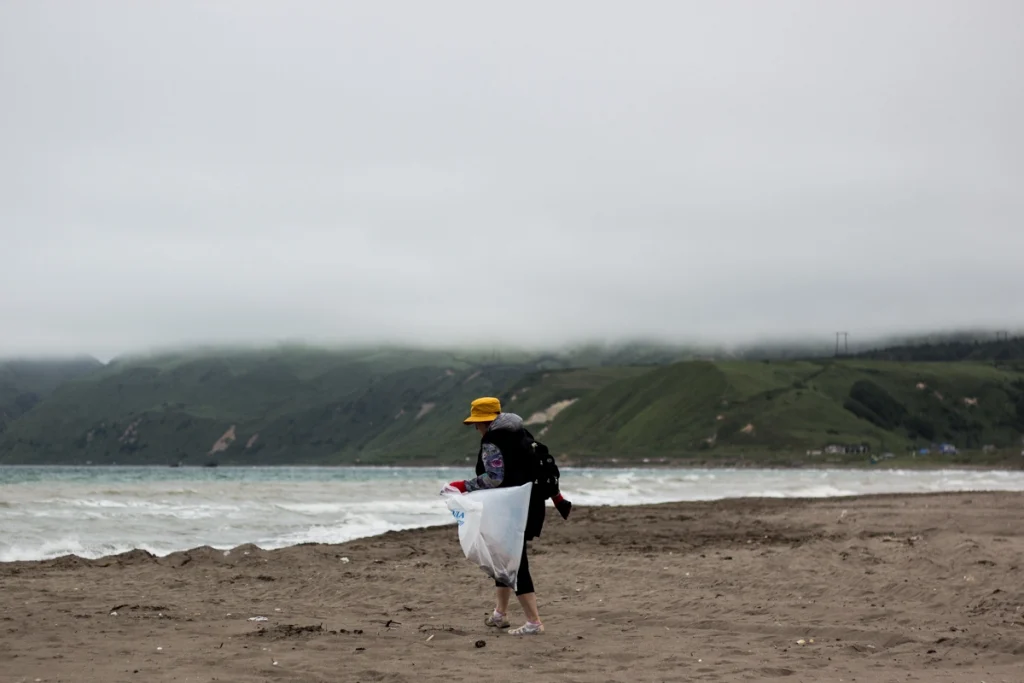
485, 611, 510, 628
508, 621, 544, 635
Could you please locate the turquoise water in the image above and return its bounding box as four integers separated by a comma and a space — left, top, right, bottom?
3, 465, 1024, 562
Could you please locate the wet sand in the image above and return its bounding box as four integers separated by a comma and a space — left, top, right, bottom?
2, 491, 1023, 683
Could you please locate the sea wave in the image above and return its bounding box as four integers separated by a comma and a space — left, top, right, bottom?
3, 466, 1024, 562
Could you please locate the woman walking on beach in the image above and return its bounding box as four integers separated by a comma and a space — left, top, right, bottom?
446, 396, 562, 636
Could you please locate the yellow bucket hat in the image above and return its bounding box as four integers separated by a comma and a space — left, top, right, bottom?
463, 396, 501, 424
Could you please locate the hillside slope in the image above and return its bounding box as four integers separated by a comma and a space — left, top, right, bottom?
0, 357, 103, 433
533, 359, 1024, 462
855, 337, 1024, 362
1, 350, 1021, 466
0, 348, 516, 465
0, 347, 643, 465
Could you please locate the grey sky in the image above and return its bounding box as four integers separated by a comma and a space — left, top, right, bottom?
2, 1, 1022, 360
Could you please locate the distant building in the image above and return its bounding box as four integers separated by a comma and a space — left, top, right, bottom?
824, 443, 871, 455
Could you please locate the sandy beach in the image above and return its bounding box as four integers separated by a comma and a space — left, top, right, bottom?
2, 491, 1023, 683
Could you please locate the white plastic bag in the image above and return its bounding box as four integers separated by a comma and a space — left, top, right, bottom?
444, 483, 532, 590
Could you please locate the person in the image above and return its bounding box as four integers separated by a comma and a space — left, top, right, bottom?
445, 396, 565, 636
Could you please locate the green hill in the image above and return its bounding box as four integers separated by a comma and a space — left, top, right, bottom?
0, 357, 103, 433
0, 348, 1021, 466
528, 360, 1024, 463
0, 347, 539, 465
854, 337, 1024, 362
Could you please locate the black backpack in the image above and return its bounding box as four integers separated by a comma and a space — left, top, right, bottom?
522, 429, 561, 499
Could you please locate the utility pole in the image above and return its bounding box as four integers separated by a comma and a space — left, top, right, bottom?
835, 332, 848, 357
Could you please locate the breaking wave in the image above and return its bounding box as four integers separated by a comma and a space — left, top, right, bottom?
2, 465, 1023, 562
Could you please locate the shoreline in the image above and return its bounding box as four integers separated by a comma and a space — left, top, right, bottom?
5, 467, 1023, 566
1, 488, 1019, 568
3, 490, 1022, 682
2, 456, 1023, 471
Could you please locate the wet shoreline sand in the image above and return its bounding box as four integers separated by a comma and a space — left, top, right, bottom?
2, 491, 1023, 682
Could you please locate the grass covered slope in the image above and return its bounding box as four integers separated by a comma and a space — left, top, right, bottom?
1, 347, 1022, 465
0, 347, 542, 465
534, 360, 1024, 462
0, 357, 103, 433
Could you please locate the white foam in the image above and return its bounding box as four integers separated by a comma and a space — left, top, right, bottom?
262, 519, 421, 548
3, 466, 1024, 562
0, 536, 169, 563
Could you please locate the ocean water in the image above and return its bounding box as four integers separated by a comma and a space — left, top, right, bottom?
2, 465, 1024, 563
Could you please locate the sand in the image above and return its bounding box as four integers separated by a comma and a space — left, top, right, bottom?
2, 491, 1023, 683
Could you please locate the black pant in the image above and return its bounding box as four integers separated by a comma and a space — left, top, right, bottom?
496, 542, 534, 596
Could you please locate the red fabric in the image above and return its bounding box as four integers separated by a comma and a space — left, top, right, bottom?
448, 480, 467, 493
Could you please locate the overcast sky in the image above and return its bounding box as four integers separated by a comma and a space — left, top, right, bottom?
1, 1, 1022, 360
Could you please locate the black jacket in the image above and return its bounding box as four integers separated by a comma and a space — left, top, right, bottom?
475, 413, 546, 540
